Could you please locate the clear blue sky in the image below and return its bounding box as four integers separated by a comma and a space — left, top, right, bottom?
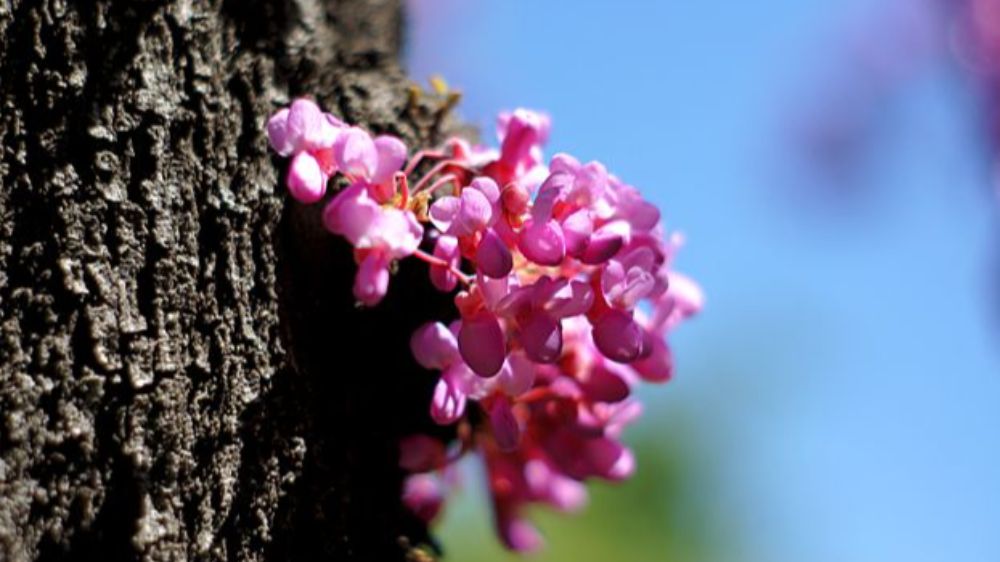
407, 1, 1000, 560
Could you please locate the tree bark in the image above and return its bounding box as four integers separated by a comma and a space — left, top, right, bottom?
0, 1, 457, 560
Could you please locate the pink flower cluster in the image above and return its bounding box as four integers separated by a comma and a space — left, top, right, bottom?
267, 99, 702, 552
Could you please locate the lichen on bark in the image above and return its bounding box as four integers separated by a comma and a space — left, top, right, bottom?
0, 1, 457, 560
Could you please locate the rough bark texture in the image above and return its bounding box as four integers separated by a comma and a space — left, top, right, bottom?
0, 1, 457, 560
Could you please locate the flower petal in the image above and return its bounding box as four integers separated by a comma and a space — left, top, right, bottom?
428, 195, 460, 233
454, 187, 492, 236
430, 235, 460, 292
476, 229, 513, 278
430, 372, 467, 425
333, 126, 377, 179
353, 252, 390, 306
561, 209, 593, 257
489, 397, 521, 452
371, 135, 407, 186
458, 312, 506, 377
410, 321, 459, 370
591, 310, 644, 363
266, 108, 293, 156
518, 312, 562, 364
322, 183, 380, 244
286, 98, 323, 151
517, 219, 565, 266
286, 152, 326, 203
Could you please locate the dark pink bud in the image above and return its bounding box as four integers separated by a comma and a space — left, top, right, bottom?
561, 209, 593, 256
353, 252, 390, 306
579, 364, 631, 403
518, 219, 566, 266
631, 336, 674, 383
592, 310, 644, 363
580, 225, 625, 265
403, 474, 445, 523
476, 229, 513, 278
458, 312, 507, 377
410, 322, 458, 370
518, 312, 562, 364
502, 183, 531, 216
489, 397, 521, 452
499, 515, 544, 553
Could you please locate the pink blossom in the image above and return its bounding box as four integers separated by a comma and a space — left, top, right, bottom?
267, 99, 345, 202
322, 183, 422, 305
266, 101, 702, 554
429, 180, 496, 237
497, 108, 551, 173
429, 235, 460, 292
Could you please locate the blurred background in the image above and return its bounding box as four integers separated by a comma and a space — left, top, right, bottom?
404, 1, 1000, 561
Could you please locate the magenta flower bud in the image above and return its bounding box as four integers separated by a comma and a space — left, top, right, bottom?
501, 183, 531, 216
532, 172, 573, 221
430, 235, 460, 292
476, 229, 513, 278
606, 446, 635, 481
286, 152, 326, 203
632, 336, 673, 383
410, 322, 459, 371
403, 474, 445, 523
430, 372, 467, 425
333, 126, 377, 179
579, 364, 631, 403
518, 312, 562, 364
561, 209, 593, 256
458, 312, 506, 377
583, 438, 631, 481
580, 221, 628, 265
353, 252, 390, 306
517, 218, 565, 266
489, 397, 521, 452
592, 310, 644, 363
498, 108, 550, 171
500, 516, 544, 553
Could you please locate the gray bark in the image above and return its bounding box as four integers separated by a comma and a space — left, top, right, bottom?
0, 1, 457, 560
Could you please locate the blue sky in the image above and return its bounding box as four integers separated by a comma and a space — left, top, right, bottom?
407, 1, 1000, 560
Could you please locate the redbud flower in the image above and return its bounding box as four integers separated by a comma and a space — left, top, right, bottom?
266, 99, 702, 554
267, 99, 344, 203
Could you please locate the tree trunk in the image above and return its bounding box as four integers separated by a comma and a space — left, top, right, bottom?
0, 1, 457, 560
